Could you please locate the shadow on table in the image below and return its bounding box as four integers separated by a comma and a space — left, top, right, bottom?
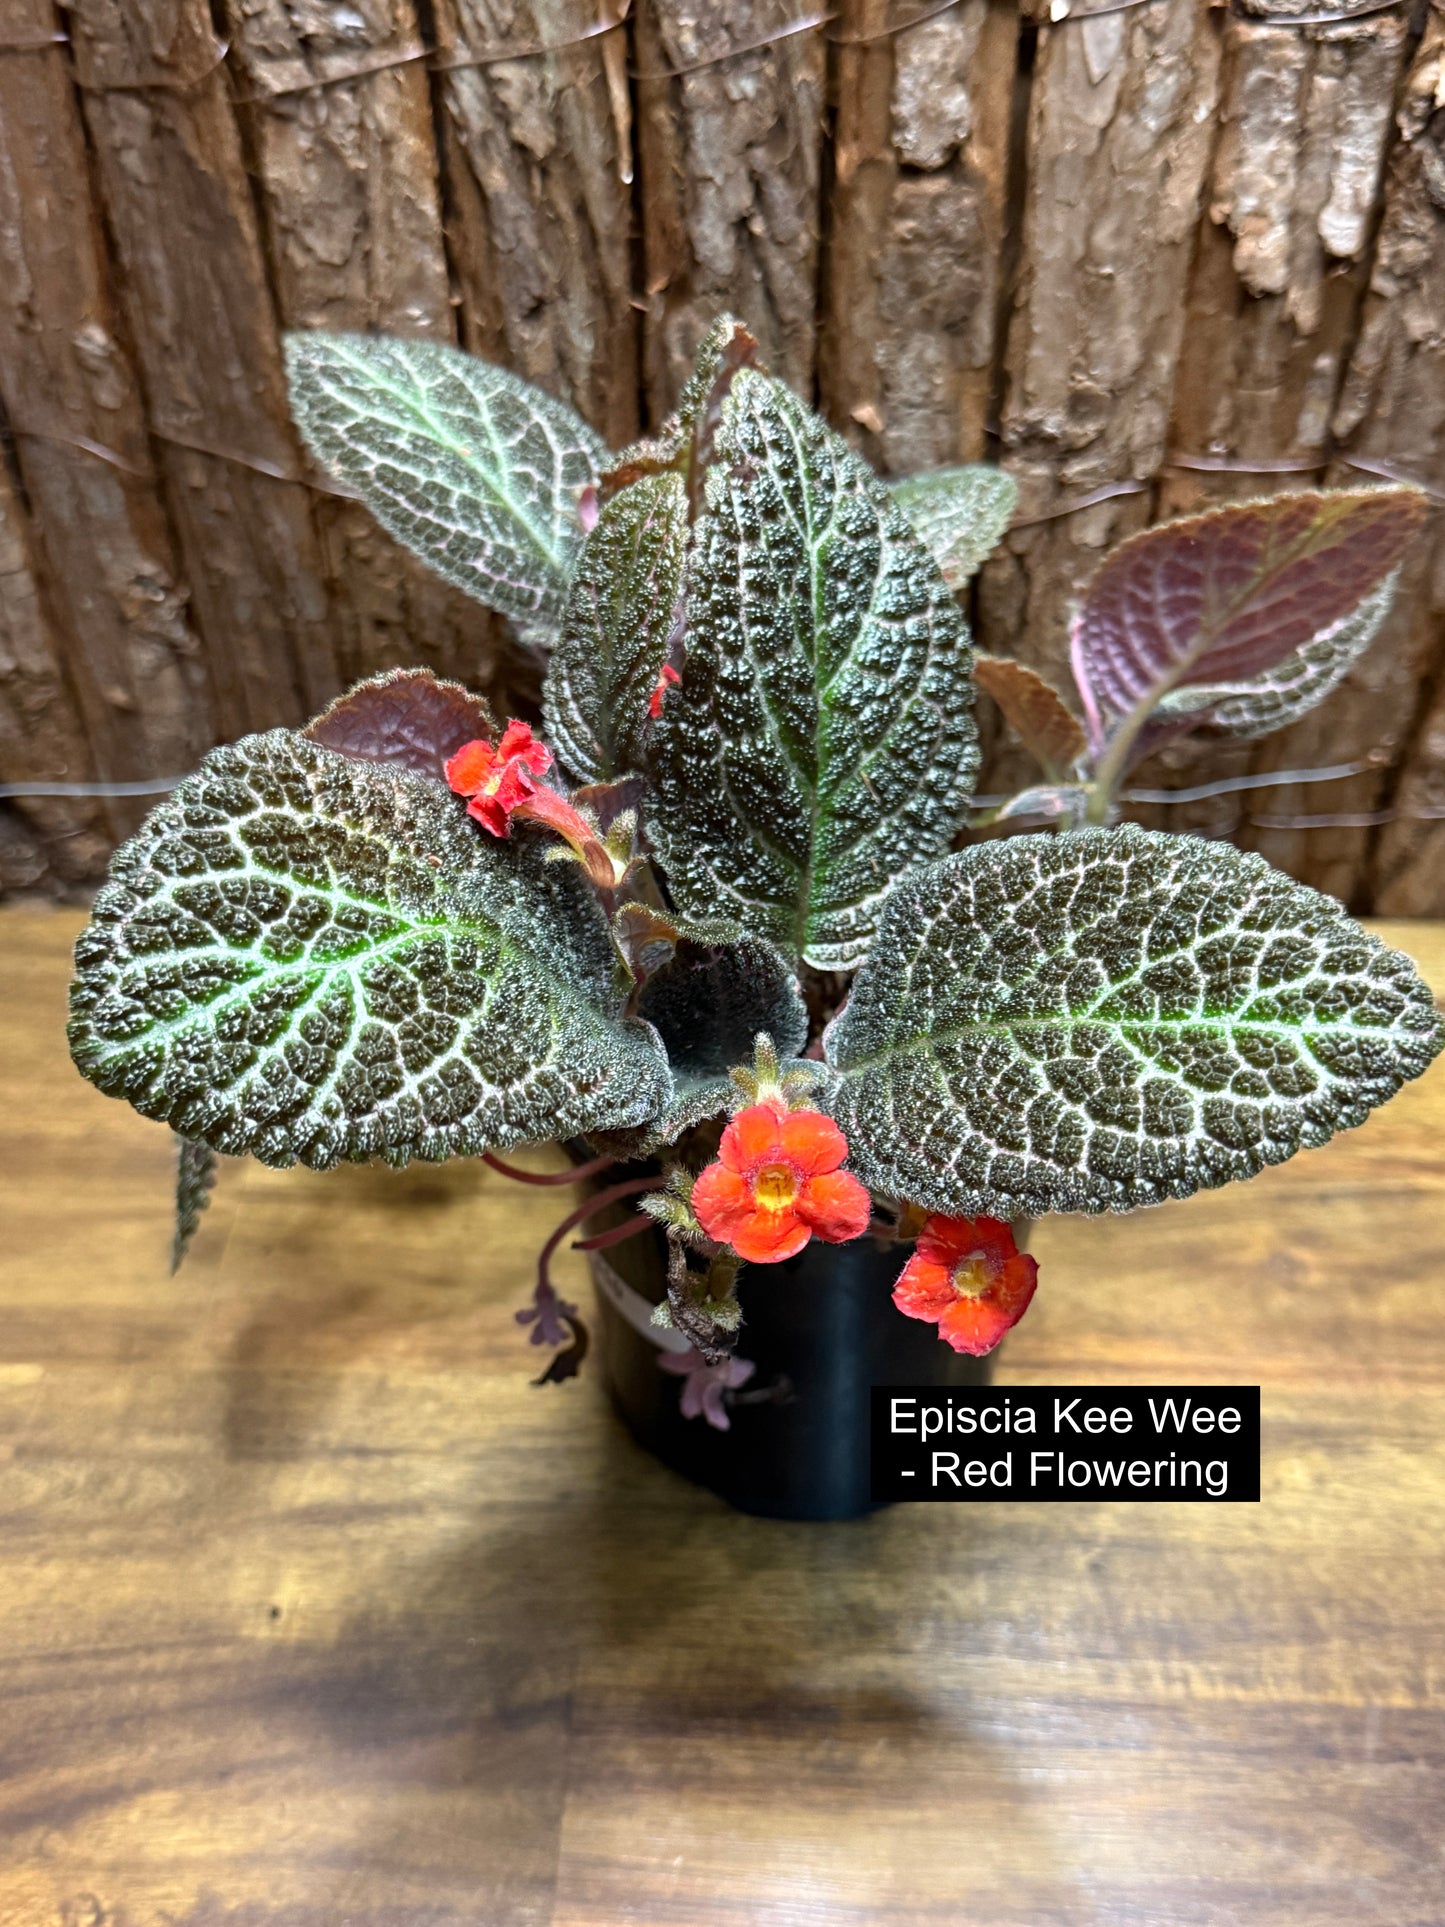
286, 1420, 1091, 1923
214, 1166, 1096, 1923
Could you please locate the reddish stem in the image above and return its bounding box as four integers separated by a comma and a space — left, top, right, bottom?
573, 1213, 652, 1253
537, 1178, 655, 1297
484, 1148, 617, 1187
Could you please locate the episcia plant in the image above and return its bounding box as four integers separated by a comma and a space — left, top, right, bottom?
66, 317, 1443, 1432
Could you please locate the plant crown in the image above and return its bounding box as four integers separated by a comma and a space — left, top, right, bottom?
68, 320, 1442, 1366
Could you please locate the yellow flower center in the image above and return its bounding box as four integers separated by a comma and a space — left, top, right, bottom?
949, 1255, 992, 1300
752, 1163, 799, 1213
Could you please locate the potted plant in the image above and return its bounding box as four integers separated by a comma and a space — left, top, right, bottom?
67, 319, 1443, 1520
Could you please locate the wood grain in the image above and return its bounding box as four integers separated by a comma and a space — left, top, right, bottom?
2, 905, 1443, 1924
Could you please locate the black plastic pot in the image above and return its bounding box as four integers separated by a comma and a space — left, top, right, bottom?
589, 1231, 995, 1522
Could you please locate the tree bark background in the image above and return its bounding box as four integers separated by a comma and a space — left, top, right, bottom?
1, 0, 1442, 907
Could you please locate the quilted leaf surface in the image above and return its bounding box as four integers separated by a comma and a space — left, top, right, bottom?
825, 826, 1442, 1217
285, 331, 606, 637
1156, 573, 1397, 741
543, 473, 688, 783
1070, 490, 1424, 740
69, 733, 670, 1168
648, 370, 978, 970
890, 465, 1017, 590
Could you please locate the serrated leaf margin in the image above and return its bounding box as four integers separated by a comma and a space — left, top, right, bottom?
284, 330, 607, 637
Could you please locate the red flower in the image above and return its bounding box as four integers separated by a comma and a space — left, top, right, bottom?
446, 720, 623, 888
691, 1101, 872, 1265
445, 721, 552, 837
648, 662, 681, 719
892, 1215, 1037, 1356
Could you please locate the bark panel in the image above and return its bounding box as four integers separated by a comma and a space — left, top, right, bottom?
69, 0, 341, 741
431, 0, 638, 445
0, 0, 205, 855
0, 458, 112, 889
1136, 3, 1410, 862
1344, 17, 1445, 916
1168, 6, 1405, 496
821, 0, 1016, 474
976, 0, 1222, 801
223, 0, 509, 696
635, 0, 825, 419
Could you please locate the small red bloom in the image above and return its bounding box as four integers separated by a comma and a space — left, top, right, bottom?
648, 662, 681, 720
892, 1215, 1037, 1356
446, 720, 624, 887
444, 721, 552, 837
691, 1101, 872, 1265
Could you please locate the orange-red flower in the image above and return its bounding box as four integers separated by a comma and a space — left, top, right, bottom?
445, 721, 552, 836
446, 720, 623, 888
648, 662, 681, 719
691, 1101, 872, 1265
892, 1215, 1037, 1356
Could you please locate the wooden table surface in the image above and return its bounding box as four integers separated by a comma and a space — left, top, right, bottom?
2, 905, 1443, 1927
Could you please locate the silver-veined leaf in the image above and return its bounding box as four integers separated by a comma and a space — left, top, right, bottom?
824, 825, 1442, 1217
543, 473, 688, 783
69, 732, 671, 1169
890, 465, 1018, 590
1155, 572, 1397, 740
284, 331, 607, 638
648, 370, 978, 971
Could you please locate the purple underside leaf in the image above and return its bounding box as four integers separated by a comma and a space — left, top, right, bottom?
1071, 489, 1427, 739
1117, 708, 1207, 779
304, 667, 497, 782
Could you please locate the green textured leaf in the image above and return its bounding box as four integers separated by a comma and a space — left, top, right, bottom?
825, 826, 1443, 1217
622, 905, 807, 1147
69, 732, 671, 1169
890, 465, 1018, 590
1156, 572, 1397, 741
284, 331, 607, 637
171, 1133, 218, 1273
648, 369, 978, 971
543, 473, 688, 784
